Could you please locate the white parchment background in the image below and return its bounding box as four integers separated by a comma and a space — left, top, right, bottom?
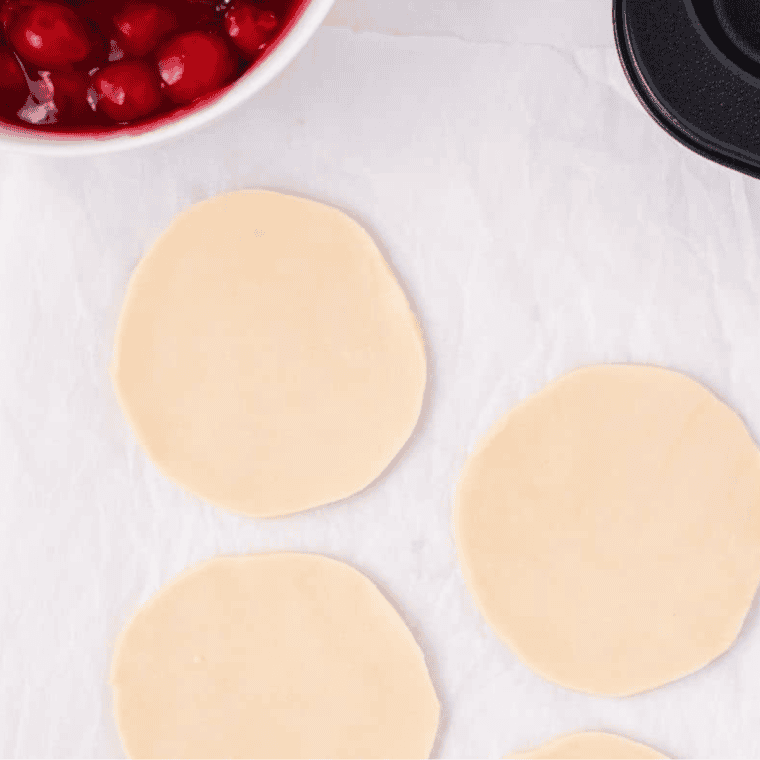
2, 0, 760, 756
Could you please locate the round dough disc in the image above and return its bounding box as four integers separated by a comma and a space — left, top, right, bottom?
111, 191, 426, 517
455, 365, 760, 696
111, 553, 440, 759
509, 732, 666, 759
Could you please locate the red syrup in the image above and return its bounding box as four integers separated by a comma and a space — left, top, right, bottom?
0, 0, 307, 136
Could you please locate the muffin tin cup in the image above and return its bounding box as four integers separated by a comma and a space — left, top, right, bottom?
615, 0, 760, 179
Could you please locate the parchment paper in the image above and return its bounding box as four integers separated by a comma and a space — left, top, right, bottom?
2, 1, 760, 756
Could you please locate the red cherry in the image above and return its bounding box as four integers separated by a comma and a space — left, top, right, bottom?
157, 31, 235, 104
113, 2, 176, 57
0, 45, 25, 90
1, 1, 20, 35
0, 4, 14, 37
224, 2, 277, 59
45, 70, 90, 120
93, 60, 161, 121
8, 1, 91, 69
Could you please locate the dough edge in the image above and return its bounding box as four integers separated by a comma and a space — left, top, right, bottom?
508, 731, 668, 759
110, 189, 428, 518
453, 363, 760, 697
110, 552, 441, 758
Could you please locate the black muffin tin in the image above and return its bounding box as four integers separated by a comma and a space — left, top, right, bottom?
614, 0, 760, 178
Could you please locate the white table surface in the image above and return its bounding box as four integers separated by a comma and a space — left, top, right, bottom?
3, 0, 760, 756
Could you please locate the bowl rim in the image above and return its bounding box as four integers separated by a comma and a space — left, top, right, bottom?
0, 0, 336, 156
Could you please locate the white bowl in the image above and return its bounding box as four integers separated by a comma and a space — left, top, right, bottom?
0, 0, 335, 156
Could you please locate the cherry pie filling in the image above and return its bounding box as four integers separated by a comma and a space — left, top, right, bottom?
0, 0, 306, 134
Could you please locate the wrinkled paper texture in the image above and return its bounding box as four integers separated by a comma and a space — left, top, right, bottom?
2, 0, 760, 756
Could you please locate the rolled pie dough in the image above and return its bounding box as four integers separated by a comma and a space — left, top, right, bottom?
455, 365, 760, 696
509, 732, 667, 759
111, 553, 440, 759
111, 190, 426, 517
